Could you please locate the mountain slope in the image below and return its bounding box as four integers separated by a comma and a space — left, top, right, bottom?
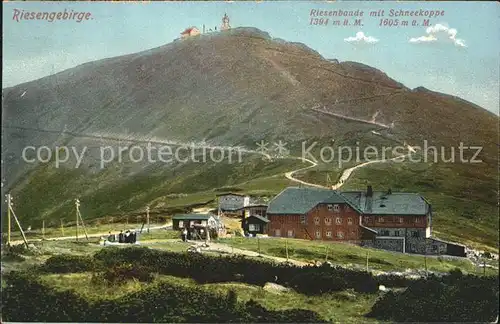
2, 27, 498, 248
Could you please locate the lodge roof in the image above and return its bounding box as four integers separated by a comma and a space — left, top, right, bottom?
233, 204, 268, 211
172, 213, 213, 220
341, 191, 429, 215
267, 187, 362, 215
266, 187, 428, 216
216, 192, 248, 197
247, 215, 270, 223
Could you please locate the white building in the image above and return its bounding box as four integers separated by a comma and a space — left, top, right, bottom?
217, 193, 250, 212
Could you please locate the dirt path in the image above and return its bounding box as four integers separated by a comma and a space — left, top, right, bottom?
8, 223, 172, 246
284, 157, 327, 189
283, 145, 418, 191
193, 241, 308, 266
330, 146, 416, 190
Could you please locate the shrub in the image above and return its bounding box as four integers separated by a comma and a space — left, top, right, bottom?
2, 271, 326, 323
93, 264, 154, 284
367, 273, 499, 322
42, 255, 94, 273
93, 247, 380, 294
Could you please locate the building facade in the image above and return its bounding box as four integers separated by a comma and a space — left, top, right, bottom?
243, 215, 269, 236
172, 213, 217, 230
265, 186, 464, 256
217, 193, 250, 212
180, 27, 200, 39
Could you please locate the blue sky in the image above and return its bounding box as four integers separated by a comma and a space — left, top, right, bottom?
3, 1, 499, 114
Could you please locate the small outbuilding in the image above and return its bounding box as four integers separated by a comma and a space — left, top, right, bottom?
172, 213, 215, 230
243, 215, 270, 236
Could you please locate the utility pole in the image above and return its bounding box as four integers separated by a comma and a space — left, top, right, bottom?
285, 239, 289, 261
6, 193, 29, 249
75, 199, 79, 241
424, 247, 428, 278
6, 193, 12, 245
75, 198, 89, 241
146, 206, 150, 233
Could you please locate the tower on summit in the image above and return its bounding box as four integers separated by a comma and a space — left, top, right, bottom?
221, 13, 231, 31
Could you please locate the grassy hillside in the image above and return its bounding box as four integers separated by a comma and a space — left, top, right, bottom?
2, 27, 497, 250
7, 153, 304, 228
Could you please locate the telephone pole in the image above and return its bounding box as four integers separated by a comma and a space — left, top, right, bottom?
5, 193, 29, 248
75, 198, 89, 241
75, 199, 79, 241
6, 194, 12, 245
146, 206, 150, 233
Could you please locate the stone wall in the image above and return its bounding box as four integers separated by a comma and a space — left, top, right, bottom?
405, 228, 427, 254
426, 238, 450, 255
374, 237, 405, 253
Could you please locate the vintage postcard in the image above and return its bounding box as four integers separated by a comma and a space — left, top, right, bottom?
2, 1, 499, 323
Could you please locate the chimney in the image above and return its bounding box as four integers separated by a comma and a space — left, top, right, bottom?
367, 185, 373, 197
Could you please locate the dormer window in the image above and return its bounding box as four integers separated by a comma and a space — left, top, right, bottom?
327, 204, 333, 211
333, 204, 340, 212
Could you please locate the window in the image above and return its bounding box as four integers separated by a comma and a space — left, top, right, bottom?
410, 244, 416, 251
378, 217, 385, 223
314, 217, 320, 225
325, 217, 332, 226
394, 230, 400, 237
249, 224, 260, 232
381, 230, 390, 236
287, 230, 294, 238
315, 230, 321, 239
335, 217, 342, 225
326, 231, 332, 238
411, 231, 420, 238
300, 215, 306, 224
327, 204, 333, 211
415, 218, 421, 223
333, 204, 340, 212
179, 221, 184, 228
337, 231, 344, 239
347, 218, 353, 225
398, 217, 404, 223
365, 216, 371, 223
432, 245, 438, 251
275, 229, 281, 237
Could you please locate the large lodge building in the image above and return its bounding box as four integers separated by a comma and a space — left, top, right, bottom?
261, 186, 465, 256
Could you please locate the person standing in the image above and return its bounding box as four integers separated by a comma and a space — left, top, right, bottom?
182, 228, 188, 242
118, 230, 124, 243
